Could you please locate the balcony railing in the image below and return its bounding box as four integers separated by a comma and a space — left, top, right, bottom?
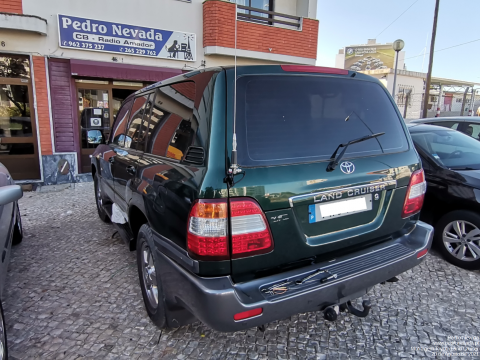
236, 5, 301, 30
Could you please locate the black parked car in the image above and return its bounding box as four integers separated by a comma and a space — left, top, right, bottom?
409, 123, 480, 269
92, 65, 432, 332
0, 163, 23, 359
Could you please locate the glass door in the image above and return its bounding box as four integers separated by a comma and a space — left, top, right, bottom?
77, 85, 111, 174
76, 81, 142, 173
0, 55, 40, 180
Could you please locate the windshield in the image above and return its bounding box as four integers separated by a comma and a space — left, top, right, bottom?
410, 129, 480, 169
236, 75, 409, 167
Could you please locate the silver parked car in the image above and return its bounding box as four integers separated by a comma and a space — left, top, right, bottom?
0, 163, 23, 359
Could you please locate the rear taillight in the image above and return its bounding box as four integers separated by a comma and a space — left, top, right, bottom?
401, 169, 427, 218
230, 198, 274, 259
187, 198, 274, 260
187, 200, 229, 260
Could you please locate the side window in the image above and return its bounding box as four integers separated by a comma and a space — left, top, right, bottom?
146, 82, 196, 160
431, 121, 459, 130
111, 98, 133, 146
125, 94, 153, 150
465, 123, 480, 139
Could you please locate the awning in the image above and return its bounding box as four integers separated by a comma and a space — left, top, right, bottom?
69, 59, 182, 82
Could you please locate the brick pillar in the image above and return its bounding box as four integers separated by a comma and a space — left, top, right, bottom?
0, 0, 22, 14
32, 56, 53, 155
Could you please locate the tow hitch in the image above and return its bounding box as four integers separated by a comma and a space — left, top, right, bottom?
340, 300, 372, 318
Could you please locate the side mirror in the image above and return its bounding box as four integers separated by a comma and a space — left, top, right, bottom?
0, 185, 23, 206
87, 130, 104, 145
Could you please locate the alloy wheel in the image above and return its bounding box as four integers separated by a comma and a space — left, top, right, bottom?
141, 243, 158, 308
443, 220, 480, 262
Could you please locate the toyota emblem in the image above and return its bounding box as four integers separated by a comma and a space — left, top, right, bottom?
340, 161, 355, 174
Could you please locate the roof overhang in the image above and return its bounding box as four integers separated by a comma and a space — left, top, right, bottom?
0, 12, 47, 36
431, 76, 480, 88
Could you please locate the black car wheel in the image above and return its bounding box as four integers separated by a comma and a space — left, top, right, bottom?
0, 301, 8, 360
94, 174, 110, 223
12, 203, 22, 245
435, 210, 480, 270
136, 224, 167, 329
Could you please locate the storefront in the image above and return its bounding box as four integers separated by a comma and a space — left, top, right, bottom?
46, 58, 182, 176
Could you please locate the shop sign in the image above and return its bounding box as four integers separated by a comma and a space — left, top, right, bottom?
58, 15, 195, 61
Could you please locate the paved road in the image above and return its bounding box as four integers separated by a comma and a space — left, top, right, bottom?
4, 183, 480, 359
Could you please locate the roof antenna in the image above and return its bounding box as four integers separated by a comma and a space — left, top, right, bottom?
229, 3, 242, 179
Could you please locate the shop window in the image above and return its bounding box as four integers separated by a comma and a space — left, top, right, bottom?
125, 94, 152, 151
111, 98, 133, 147
0, 85, 32, 138
146, 82, 196, 160
0, 56, 30, 79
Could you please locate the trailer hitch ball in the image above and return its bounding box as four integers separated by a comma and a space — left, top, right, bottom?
340, 300, 372, 318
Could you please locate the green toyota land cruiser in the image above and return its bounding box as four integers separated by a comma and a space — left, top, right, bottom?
91, 65, 433, 332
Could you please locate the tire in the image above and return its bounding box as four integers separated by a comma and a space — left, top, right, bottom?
12, 203, 22, 246
0, 300, 8, 360
434, 210, 480, 270
136, 224, 167, 329
94, 173, 110, 223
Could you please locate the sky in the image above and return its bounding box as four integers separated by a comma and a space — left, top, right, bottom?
315, 0, 480, 82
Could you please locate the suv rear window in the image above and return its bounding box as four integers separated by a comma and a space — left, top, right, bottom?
236, 75, 409, 166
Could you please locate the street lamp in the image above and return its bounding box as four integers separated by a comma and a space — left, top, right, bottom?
391, 39, 405, 102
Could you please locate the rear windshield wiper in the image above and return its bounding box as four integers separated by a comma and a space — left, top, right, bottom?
326, 133, 385, 172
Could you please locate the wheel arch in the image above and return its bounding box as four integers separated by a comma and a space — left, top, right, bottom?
128, 202, 149, 251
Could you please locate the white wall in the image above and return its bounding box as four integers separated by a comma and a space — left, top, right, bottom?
335, 53, 344, 68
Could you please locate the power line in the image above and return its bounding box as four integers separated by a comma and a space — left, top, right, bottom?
375, 0, 420, 38
406, 38, 480, 60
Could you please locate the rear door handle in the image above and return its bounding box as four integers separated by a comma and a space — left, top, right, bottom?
126, 165, 136, 175
109, 157, 115, 164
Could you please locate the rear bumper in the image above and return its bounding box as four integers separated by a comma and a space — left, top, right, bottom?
159, 221, 433, 332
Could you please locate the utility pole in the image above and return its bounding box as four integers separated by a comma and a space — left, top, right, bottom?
422, 0, 440, 118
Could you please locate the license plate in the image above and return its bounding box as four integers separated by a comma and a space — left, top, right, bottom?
308, 194, 372, 223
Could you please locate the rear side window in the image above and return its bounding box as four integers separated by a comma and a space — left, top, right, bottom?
145, 82, 196, 160
236, 75, 409, 166
125, 94, 151, 150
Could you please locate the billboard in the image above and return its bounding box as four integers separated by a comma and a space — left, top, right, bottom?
344, 44, 395, 72
58, 15, 196, 61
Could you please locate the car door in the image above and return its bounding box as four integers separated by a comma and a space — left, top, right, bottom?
101, 97, 133, 201
112, 93, 153, 212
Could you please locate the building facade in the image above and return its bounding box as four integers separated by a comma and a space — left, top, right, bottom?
0, 0, 319, 183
